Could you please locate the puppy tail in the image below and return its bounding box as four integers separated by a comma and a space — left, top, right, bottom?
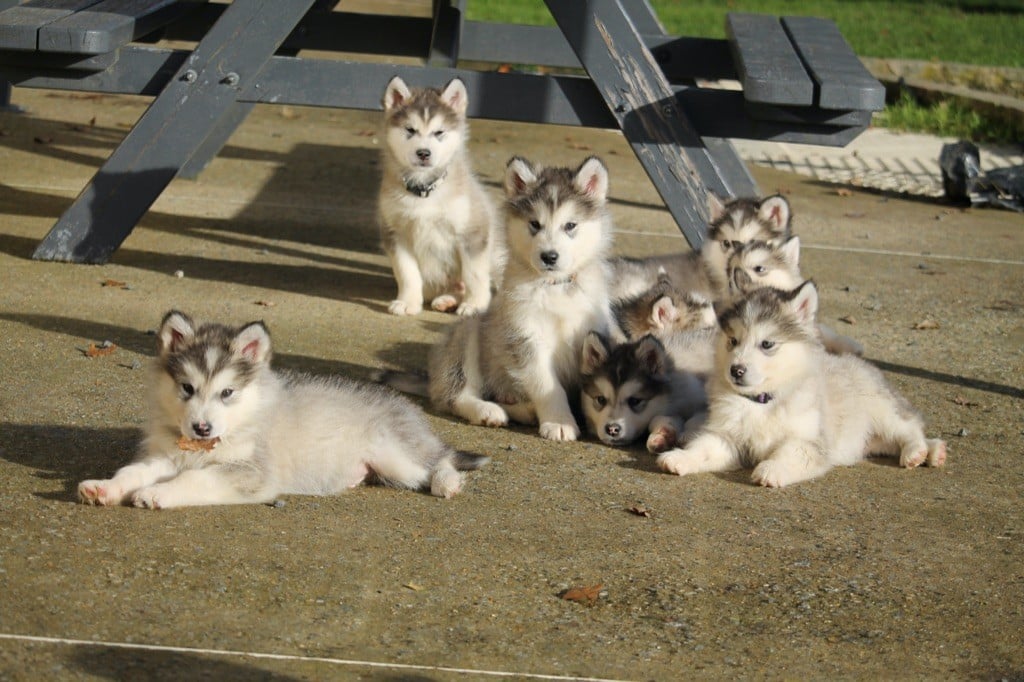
453, 450, 490, 471
371, 368, 429, 397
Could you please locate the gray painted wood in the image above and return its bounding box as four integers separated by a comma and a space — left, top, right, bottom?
37, 0, 205, 55
782, 16, 885, 111
32, 0, 317, 263
0, 0, 102, 50
727, 12, 814, 106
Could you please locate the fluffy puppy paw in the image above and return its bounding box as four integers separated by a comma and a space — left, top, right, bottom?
430, 294, 459, 313
646, 425, 678, 454
926, 439, 948, 467
130, 486, 165, 510
539, 422, 579, 442
471, 402, 508, 428
430, 470, 464, 498
78, 479, 125, 506
657, 449, 699, 476
899, 442, 929, 468
751, 459, 799, 488
388, 299, 423, 316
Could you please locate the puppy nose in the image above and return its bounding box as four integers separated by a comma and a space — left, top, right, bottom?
605, 423, 622, 438
192, 422, 212, 438
540, 250, 559, 266
730, 364, 746, 379
415, 148, 431, 161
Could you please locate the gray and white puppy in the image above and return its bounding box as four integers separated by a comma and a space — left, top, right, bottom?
378, 76, 504, 316
79, 311, 486, 508
657, 283, 946, 487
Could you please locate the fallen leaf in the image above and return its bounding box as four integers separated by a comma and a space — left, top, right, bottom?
952, 396, 979, 407
913, 319, 940, 330
628, 504, 652, 518
985, 300, 1018, 312
403, 582, 424, 591
84, 342, 117, 358
255, 300, 276, 307
560, 584, 603, 605
89, 116, 97, 127
34, 136, 54, 145
843, 212, 865, 219
838, 315, 856, 325
176, 435, 220, 452
836, 188, 853, 197
101, 278, 128, 288
355, 129, 375, 137
279, 106, 299, 120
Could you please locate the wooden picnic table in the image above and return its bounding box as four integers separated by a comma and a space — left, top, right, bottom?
0, 0, 884, 264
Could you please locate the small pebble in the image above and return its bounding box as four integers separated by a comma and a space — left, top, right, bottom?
271, 499, 286, 508
957, 428, 969, 437
173, 270, 184, 279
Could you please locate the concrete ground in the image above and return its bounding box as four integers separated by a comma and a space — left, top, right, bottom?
0, 86, 1022, 681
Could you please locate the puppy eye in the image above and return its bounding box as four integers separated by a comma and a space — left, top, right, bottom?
727, 337, 738, 348
563, 222, 577, 234
433, 130, 445, 140
221, 388, 234, 400
404, 127, 416, 138
760, 340, 776, 351
593, 395, 607, 409
528, 220, 541, 235
753, 265, 767, 274
181, 383, 194, 398
721, 240, 732, 251
627, 397, 647, 412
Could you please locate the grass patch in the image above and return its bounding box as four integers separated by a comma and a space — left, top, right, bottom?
877, 91, 1024, 143
466, 1, 1024, 68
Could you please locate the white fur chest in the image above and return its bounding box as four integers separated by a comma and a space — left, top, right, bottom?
710, 382, 823, 462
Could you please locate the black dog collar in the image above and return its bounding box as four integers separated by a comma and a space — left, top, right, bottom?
404, 170, 447, 198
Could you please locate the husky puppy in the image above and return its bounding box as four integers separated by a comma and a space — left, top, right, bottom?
580, 332, 705, 453
427, 156, 615, 441
379, 76, 504, 316
657, 283, 947, 487
726, 236, 864, 356
608, 194, 792, 303
613, 270, 715, 341
78, 312, 486, 509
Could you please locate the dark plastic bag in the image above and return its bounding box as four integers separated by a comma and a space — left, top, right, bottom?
940, 140, 1023, 212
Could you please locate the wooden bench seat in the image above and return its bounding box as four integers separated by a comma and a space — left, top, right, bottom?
0, 0, 204, 58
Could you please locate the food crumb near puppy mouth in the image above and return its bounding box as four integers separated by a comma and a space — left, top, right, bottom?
176, 435, 220, 452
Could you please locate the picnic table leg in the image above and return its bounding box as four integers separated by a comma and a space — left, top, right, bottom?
544, 0, 749, 249
32, 0, 318, 263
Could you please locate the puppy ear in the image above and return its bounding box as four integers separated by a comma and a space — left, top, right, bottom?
505, 156, 537, 198
157, 311, 195, 358
706, 191, 727, 222
440, 78, 468, 115
383, 76, 411, 111
581, 331, 610, 375
786, 280, 818, 325
757, 195, 791, 235
634, 335, 668, 376
780, 235, 801, 267
233, 321, 272, 365
731, 266, 754, 294
650, 295, 679, 331
573, 156, 609, 203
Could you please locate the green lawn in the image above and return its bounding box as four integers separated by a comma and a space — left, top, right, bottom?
466, 1, 1024, 68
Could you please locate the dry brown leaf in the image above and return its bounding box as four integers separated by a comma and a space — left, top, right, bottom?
355, 129, 376, 137
913, 319, 940, 330
838, 315, 856, 325
101, 278, 128, 288
952, 396, 979, 407
176, 435, 220, 452
84, 342, 117, 358
561, 584, 603, 605
279, 106, 299, 120
836, 188, 853, 197
403, 582, 424, 591
628, 505, 652, 518
255, 300, 276, 307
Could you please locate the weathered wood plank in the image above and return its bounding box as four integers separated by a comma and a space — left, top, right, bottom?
38, 0, 205, 54
782, 15, 885, 111
0, 0, 101, 50
726, 12, 814, 106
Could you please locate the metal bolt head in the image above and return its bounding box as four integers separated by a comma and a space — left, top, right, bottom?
181, 70, 197, 83
221, 72, 240, 86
